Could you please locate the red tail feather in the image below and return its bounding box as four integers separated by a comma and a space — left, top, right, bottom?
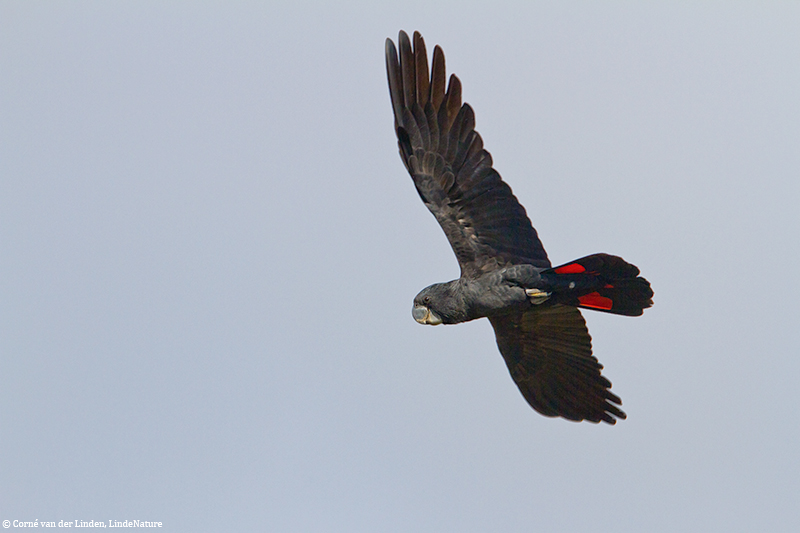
544, 254, 653, 316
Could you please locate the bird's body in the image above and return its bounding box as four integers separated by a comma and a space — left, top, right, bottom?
412, 268, 534, 325
386, 31, 653, 424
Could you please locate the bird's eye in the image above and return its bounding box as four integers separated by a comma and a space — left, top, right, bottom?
423, 296, 431, 304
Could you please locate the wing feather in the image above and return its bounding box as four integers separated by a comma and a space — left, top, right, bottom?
386, 31, 550, 278
489, 306, 626, 424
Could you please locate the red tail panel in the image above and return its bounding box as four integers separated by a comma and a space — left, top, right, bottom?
554, 263, 586, 274
578, 292, 614, 311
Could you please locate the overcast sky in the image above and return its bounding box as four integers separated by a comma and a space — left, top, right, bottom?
2, 2, 799, 532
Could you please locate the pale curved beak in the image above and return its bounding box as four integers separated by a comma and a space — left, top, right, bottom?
412, 305, 442, 325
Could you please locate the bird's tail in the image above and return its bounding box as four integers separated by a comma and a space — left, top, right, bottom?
541, 254, 653, 316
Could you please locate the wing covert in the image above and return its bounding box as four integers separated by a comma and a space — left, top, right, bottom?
386, 31, 550, 278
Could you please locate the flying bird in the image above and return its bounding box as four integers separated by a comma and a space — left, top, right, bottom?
386, 31, 653, 424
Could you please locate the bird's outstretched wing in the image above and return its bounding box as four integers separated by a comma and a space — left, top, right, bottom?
386, 31, 549, 279
489, 305, 626, 424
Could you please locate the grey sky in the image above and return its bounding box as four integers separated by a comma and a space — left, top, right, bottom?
2, 2, 799, 531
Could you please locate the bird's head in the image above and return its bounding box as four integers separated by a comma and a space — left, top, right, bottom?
412, 281, 466, 325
